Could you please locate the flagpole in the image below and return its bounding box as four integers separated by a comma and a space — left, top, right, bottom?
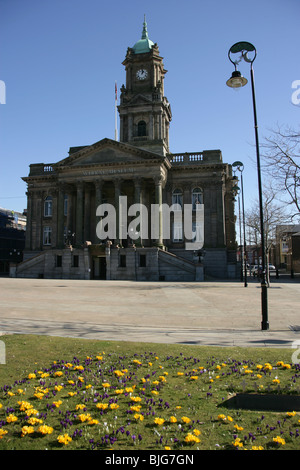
115, 81, 118, 141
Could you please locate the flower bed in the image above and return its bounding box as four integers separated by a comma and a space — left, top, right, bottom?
0, 347, 300, 450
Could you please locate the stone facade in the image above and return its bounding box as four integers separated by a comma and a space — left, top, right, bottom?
15, 20, 238, 281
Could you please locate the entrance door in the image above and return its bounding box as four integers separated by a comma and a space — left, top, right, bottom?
99, 257, 106, 280
92, 257, 106, 280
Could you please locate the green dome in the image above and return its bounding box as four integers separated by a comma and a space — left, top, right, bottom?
133, 17, 154, 54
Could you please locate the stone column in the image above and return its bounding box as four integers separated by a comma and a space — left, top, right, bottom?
76, 182, 84, 245
154, 177, 163, 247
203, 185, 213, 247
128, 115, 133, 141
57, 184, 65, 248
36, 191, 43, 250
25, 190, 32, 250
66, 188, 74, 242
94, 180, 103, 243
149, 115, 154, 140
134, 178, 143, 246
84, 186, 91, 242
119, 117, 124, 142
158, 113, 162, 140
95, 180, 103, 211
216, 184, 226, 246
114, 179, 122, 245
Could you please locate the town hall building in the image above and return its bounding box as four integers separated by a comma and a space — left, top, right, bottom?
14, 19, 238, 281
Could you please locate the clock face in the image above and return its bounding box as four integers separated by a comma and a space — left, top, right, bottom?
136, 69, 148, 80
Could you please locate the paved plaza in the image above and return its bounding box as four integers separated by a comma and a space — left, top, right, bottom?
0, 277, 299, 348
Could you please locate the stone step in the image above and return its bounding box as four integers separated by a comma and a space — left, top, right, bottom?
158, 249, 195, 274
16, 251, 45, 273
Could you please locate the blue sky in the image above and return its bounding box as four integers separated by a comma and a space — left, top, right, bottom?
0, 0, 299, 214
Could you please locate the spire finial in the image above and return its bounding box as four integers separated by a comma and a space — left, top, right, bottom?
141, 15, 149, 40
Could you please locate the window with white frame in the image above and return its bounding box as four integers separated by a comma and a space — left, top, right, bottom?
172, 188, 183, 208
44, 196, 52, 217
43, 226, 52, 245
192, 188, 203, 210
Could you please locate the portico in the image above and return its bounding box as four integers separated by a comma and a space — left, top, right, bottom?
62, 175, 165, 248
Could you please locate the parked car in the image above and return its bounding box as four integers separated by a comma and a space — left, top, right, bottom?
252, 264, 276, 276
251, 265, 261, 276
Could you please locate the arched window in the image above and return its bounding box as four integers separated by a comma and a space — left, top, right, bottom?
172, 188, 183, 208
44, 196, 52, 217
192, 187, 203, 210
137, 120, 147, 137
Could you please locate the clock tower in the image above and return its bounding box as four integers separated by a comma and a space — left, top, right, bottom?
118, 18, 172, 156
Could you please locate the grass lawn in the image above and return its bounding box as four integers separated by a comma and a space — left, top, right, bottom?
0, 334, 299, 451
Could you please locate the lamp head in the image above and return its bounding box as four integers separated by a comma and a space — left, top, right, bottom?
232, 160, 244, 171
226, 70, 248, 88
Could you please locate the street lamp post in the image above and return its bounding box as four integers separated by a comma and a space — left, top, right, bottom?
232, 161, 247, 287
232, 179, 243, 282
226, 41, 269, 330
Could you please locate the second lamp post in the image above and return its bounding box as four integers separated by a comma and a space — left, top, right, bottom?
233, 161, 247, 287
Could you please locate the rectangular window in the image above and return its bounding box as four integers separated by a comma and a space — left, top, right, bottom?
44, 197, 52, 217
72, 255, 79, 267
43, 226, 52, 245
120, 254, 126, 267
56, 255, 62, 267
139, 254, 146, 267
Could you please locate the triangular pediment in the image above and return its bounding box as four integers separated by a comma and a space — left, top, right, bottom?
126, 94, 153, 106
55, 138, 165, 168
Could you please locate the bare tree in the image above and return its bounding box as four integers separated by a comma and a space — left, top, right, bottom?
246, 188, 290, 284
261, 125, 300, 218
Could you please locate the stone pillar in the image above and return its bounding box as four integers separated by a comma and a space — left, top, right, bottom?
203, 186, 212, 247
114, 179, 122, 245
25, 190, 32, 250
134, 178, 143, 246
57, 184, 65, 248
216, 184, 226, 247
128, 115, 133, 141
149, 115, 154, 140
95, 180, 103, 211
119, 117, 124, 142
84, 186, 91, 242
158, 113, 162, 140
66, 189, 74, 242
154, 177, 163, 247
94, 180, 103, 243
76, 182, 84, 245
36, 191, 43, 250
